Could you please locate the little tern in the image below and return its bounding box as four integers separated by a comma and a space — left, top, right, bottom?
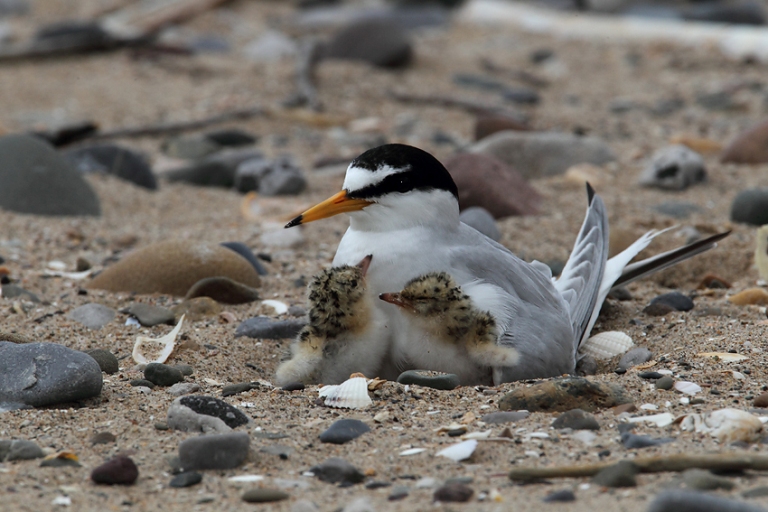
286, 143, 728, 384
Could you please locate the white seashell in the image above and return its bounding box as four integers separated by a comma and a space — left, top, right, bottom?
262, 300, 288, 315
204, 378, 222, 386
627, 413, 675, 428
697, 352, 748, 363
436, 440, 477, 462
399, 448, 426, 456
579, 331, 634, 360
678, 408, 763, 444
674, 381, 701, 395
51, 496, 71, 507
680, 397, 690, 405
525, 432, 550, 440
47, 260, 67, 271
132, 314, 184, 364
125, 317, 140, 327
228, 475, 265, 483
462, 430, 492, 440
525, 450, 540, 458
571, 430, 597, 445
318, 377, 372, 409
44, 269, 92, 280
640, 404, 658, 410
657, 369, 673, 375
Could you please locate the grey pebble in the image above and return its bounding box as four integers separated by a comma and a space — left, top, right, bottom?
639, 145, 706, 191
647, 490, 766, 512
0, 342, 103, 407
433, 482, 474, 502
130, 379, 155, 389
460, 207, 501, 241
125, 303, 175, 326
2, 439, 44, 461
90, 432, 116, 445
650, 292, 694, 312
656, 376, 675, 390
242, 488, 289, 503
144, 363, 184, 387
592, 460, 638, 487
178, 432, 250, 470
620, 432, 675, 449
172, 364, 194, 377
682, 469, 735, 491
169, 471, 203, 488
167, 383, 201, 396
0, 284, 40, 302
167, 395, 249, 433
388, 485, 409, 501
480, 411, 530, 424
222, 382, 259, 396
309, 457, 365, 485
731, 189, 768, 226
67, 303, 116, 329
319, 419, 371, 445
552, 409, 600, 431
543, 489, 576, 502
221, 241, 268, 276
64, 143, 157, 190
235, 316, 306, 339
397, 370, 460, 390
618, 347, 653, 372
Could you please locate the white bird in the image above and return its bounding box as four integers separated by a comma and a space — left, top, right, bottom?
286, 144, 728, 384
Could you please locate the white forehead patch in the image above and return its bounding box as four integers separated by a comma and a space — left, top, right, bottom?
342, 163, 408, 192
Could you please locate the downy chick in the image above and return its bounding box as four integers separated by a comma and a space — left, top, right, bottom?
275, 255, 388, 386
379, 272, 519, 385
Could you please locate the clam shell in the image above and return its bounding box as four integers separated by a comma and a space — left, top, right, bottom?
579, 331, 634, 360
132, 314, 184, 364
697, 352, 748, 363
436, 439, 477, 462
318, 377, 372, 409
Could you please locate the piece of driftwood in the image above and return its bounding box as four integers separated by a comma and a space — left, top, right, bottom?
508, 453, 768, 481
387, 89, 529, 124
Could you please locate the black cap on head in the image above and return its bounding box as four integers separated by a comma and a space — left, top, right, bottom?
347, 144, 459, 201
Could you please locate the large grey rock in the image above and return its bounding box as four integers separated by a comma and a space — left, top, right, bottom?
0, 134, 100, 216
470, 131, 616, 179
0, 342, 103, 406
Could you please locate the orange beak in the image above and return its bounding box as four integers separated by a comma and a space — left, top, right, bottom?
379, 292, 417, 314
285, 190, 373, 228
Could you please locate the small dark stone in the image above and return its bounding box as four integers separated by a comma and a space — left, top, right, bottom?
185, 276, 260, 305
575, 355, 598, 376
319, 419, 371, 445
178, 395, 249, 429
282, 382, 305, 392
130, 379, 155, 389
656, 376, 675, 390
241, 488, 289, 503
91, 456, 139, 485
84, 349, 119, 374
731, 189, 768, 226
682, 469, 735, 491
433, 482, 474, 502
173, 364, 194, 377
648, 489, 765, 512
608, 286, 633, 301
205, 129, 257, 147
1, 284, 40, 302
325, 18, 413, 68
144, 363, 184, 387
552, 409, 600, 431
170, 471, 203, 488
592, 460, 638, 488
220, 242, 268, 276
235, 316, 306, 339
621, 432, 675, 449
309, 457, 365, 485
222, 382, 258, 397
396, 370, 460, 390
617, 423, 635, 434
366, 481, 392, 489
502, 87, 540, 105
639, 372, 663, 380
650, 292, 694, 312
63, 143, 157, 190
543, 489, 576, 502
90, 432, 117, 445
644, 302, 676, 316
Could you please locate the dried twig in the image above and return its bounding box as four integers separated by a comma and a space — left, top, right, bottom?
508, 453, 768, 481
387, 89, 528, 124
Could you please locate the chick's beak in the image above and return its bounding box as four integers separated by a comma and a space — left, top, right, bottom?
379, 292, 417, 313
285, 190, 372, 228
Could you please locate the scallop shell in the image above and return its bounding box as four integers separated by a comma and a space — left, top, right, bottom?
579, 331, 634, 360
132, 314, 184, 364
318, 377, 372, 409
436, 439, 477, 462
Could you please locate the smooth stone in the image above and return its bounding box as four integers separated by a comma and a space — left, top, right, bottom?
498, 377, 631, 413
220, 242, 268, 275
653, 201, 702, 219
684, 2, 765, 25
621, 432, 675, 449
222, 382, 260, 396
325, 18, 413, 68
502, 87, 541, 105
167, 383, 201, 396
173, 364, 193, 376
130, 379, 155, 388
4, 439, 44, 461
742, 486, 768, 499
67, 303, 116, 330
433, 482, 474, 503
184, 276, 260, 304
235, 316, 306, 339
169, 471, 203, 488
470, 131, 616, 180
731, 189, 768, 226
618, 347, 653, 372
125, 303, 175, 326
172, 297, 222, 322
0, 342, 103, 407
88, 240, 261, 296
639, 372, 663, 380
167, 395, 249, 433
608, 286, 633, 301
162, 134, 221, 160
460, 207, 501, 241
552, 409, 600, 431
91, 456, 139, 485
84, 349, 119, 374
650, 292, 694, 312
754, 392, 768, 408
63, 143, 157, 190
35, 20, 114, 48
243, 30, 297, 63
639, 145, 706, 190
644, 302, 676, 316
656, 376, 675, 390
319, 419, 371, 444
166, 147, 264, 188
474, 113, 530, 141
260, 226, 305, 248
722, 121, 768, 164
543, 489, 576, 502
309, 457, 365, 485
592, 460, 638, 487
682, 469, 735, 491
388, 485, 409, 501
0, 134, 100, 216
205, 129, 257, 147
234, 156, 307, 196
0, 284, 40, 302
480, 411, 530, 424
90, 432, 116, 445
242, 488, 289, 503
445, 153, 540, 218
648, 489, 765, 512
178, 432, 250, 470
397, 370, 460, 390
282, 382, 305, 392
144, 363, 183, 387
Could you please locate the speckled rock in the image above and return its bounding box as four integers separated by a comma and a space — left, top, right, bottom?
88, 240, 261, 296
167, 395, 249, 433
498, 377, 631, 413
639, 145, 706, 190
84, 349, 119, 374
66, 303, 116, 329
178, 432, 250, 470
184, 276, 260, 304
309, 457, 365, 485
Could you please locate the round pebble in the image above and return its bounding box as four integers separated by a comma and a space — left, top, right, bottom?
242, 488, 289, 503
552, 408, 600, 431
656, 376, 675, 390
169, 471, 203, 488
319, 419, 371, 445
433, 483, 474, 503
84, 349, 119, 374
144, 363, 184, 387
91, 456, 139, 485
396, 370, 460, 390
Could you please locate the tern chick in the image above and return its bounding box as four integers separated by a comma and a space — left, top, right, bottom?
275, 255, 387, 386
380, 272, 518, 385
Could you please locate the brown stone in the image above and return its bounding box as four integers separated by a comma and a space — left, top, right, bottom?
88, 240, 261, 296
754, 392, 768, 408
474, 113, 530, 141
498, 377, 632, 413
185, 276, 260, 304
612, 403, 637, 415
173, 297, 223, 322
444, 153, 540, 219
722, 120, 768, 164
728, 288, 768, 306
698, 273, 731, 289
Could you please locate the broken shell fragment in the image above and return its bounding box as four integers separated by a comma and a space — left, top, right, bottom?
262, 300, 288, 315
674, 381, 702, 396
697, 352, 748, 363
627, 413, 675, 428
436, 439, 477, 462
318, 376, 372, 409
579, 331, 634, 360
677, 408, 763, 444
132, 314, 184, 364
